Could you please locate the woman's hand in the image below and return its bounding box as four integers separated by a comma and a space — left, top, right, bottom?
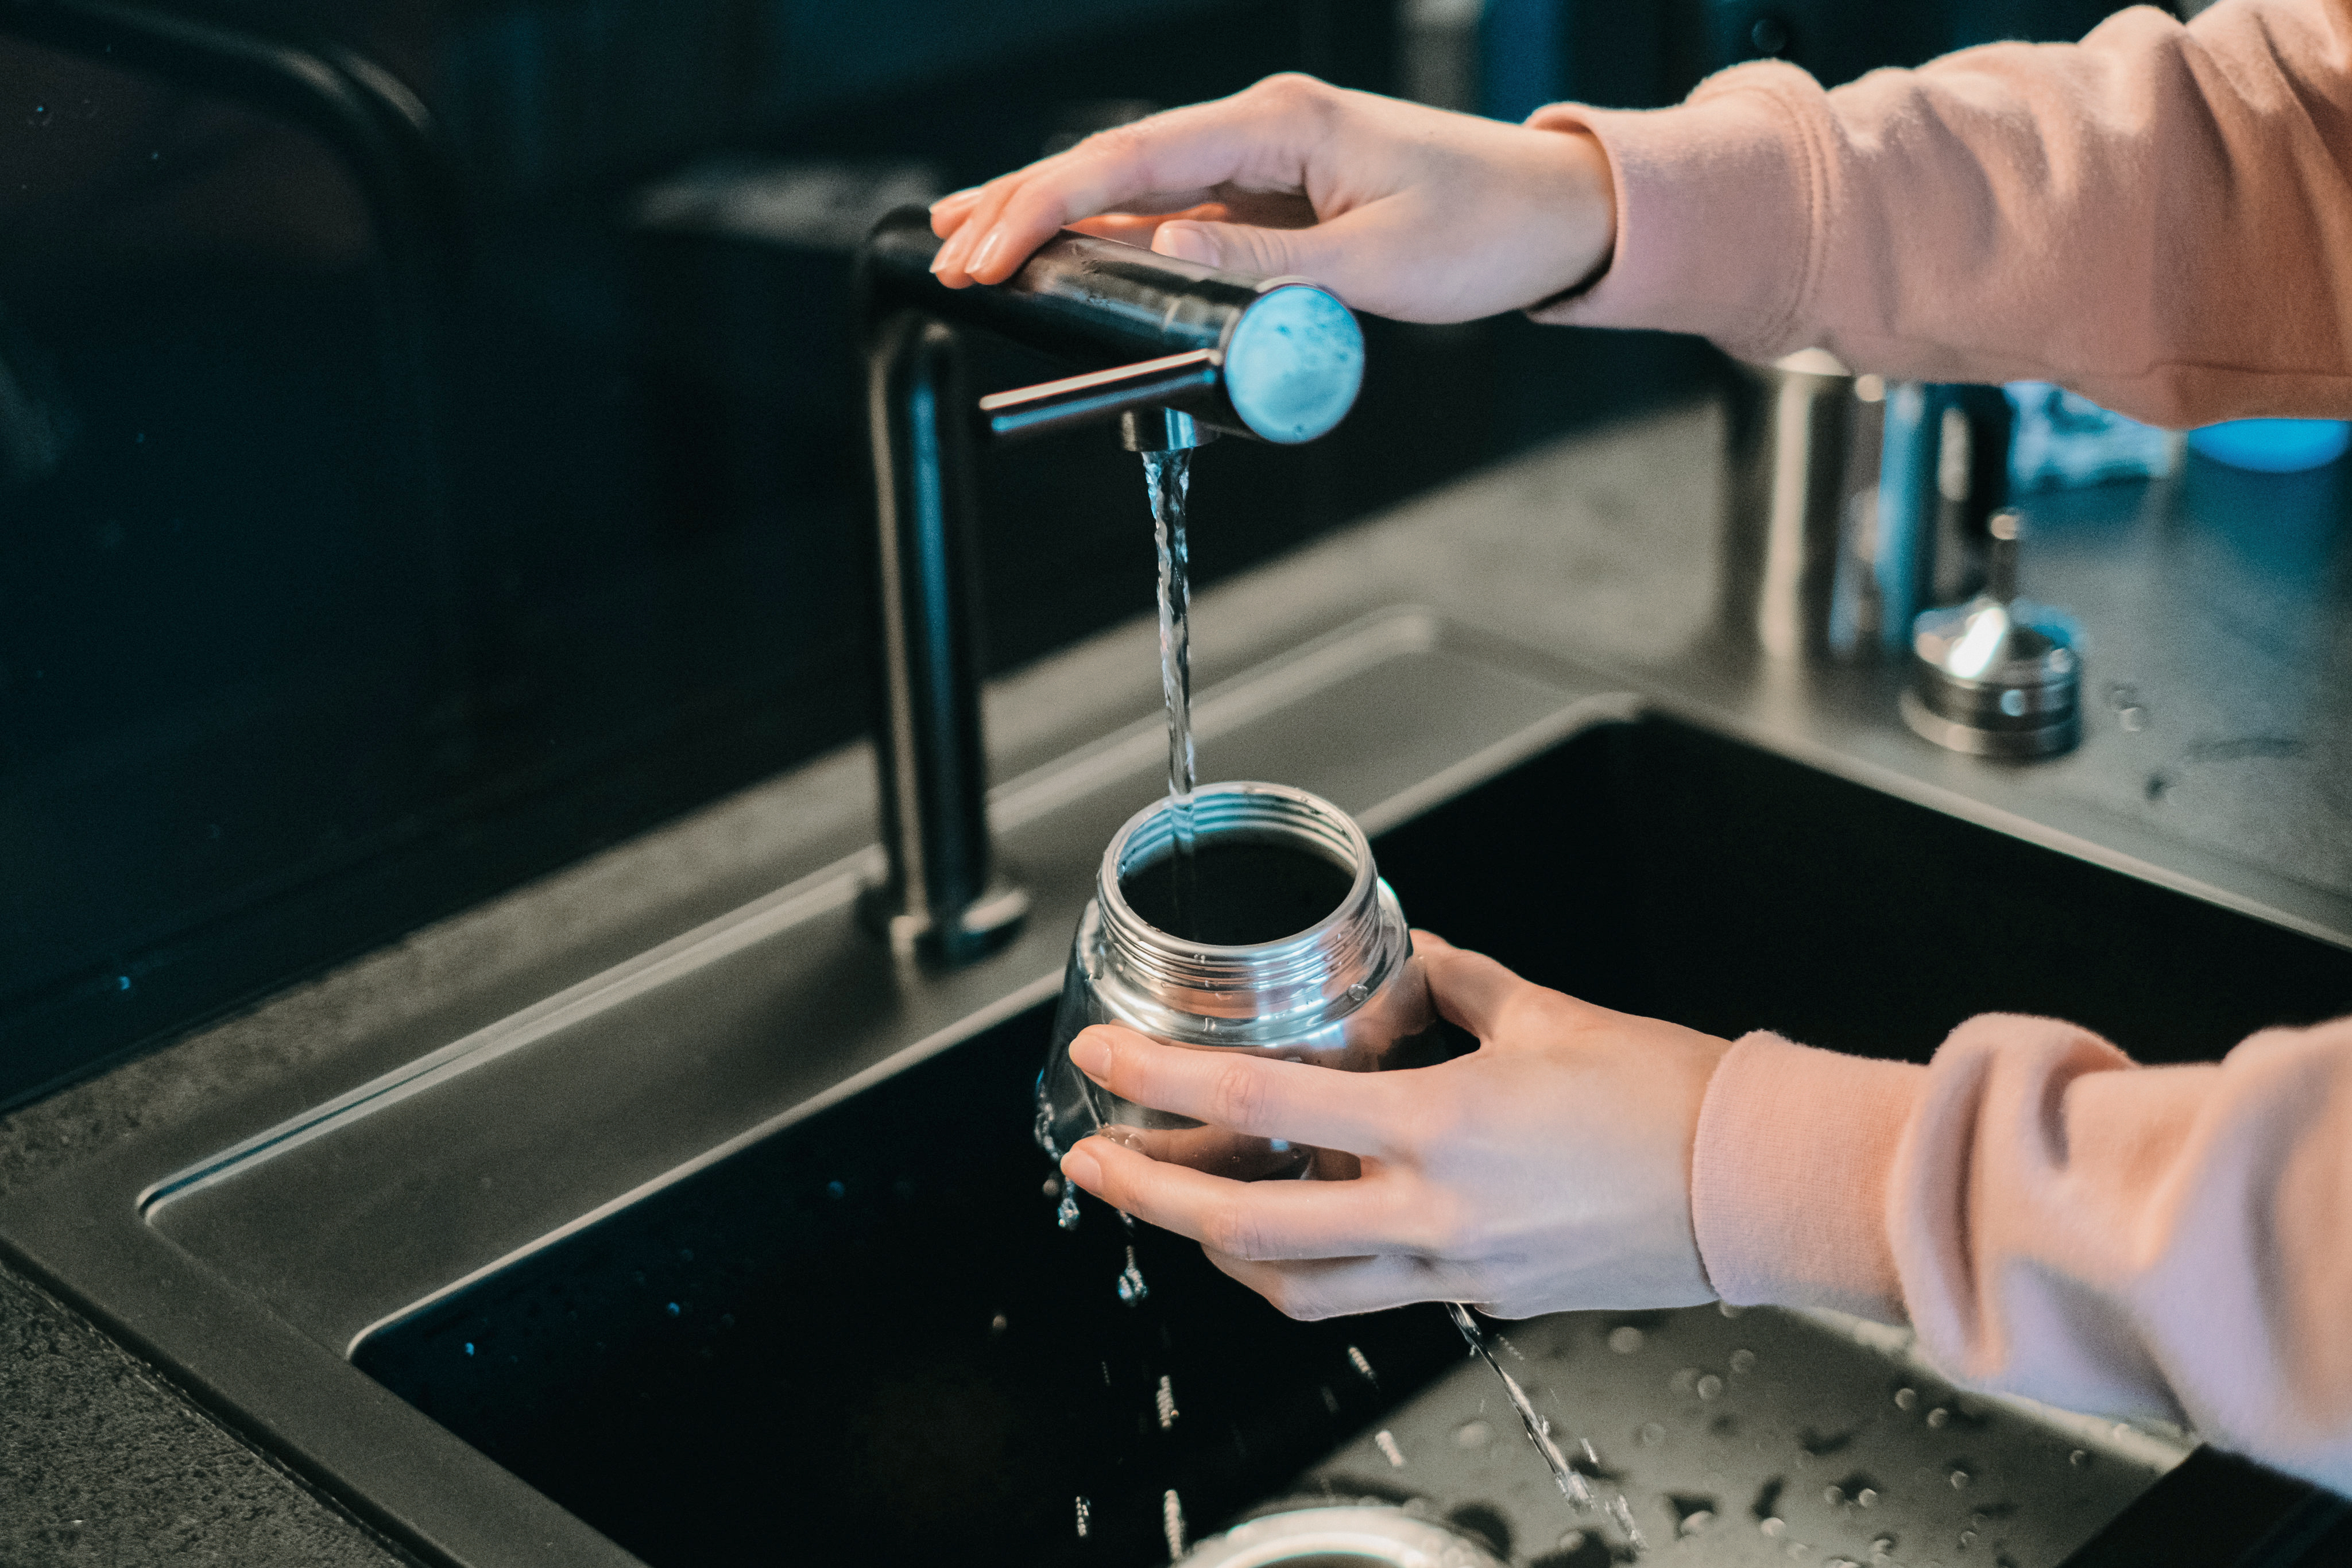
1056, 932, 1730, 1319
926, 74, 1616, 324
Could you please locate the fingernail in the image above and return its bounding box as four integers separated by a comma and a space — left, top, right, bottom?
1061, 1144, 1102, 1188
1153, 222, 1215, 266
931, 186, 980, 208
1069, 1030, 1111, 1081
966, 229, 1002, 277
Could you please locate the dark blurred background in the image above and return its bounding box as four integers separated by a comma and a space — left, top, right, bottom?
0, 0, 2137, 1108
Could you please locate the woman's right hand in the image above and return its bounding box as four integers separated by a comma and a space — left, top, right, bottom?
926, 73, 1616, 325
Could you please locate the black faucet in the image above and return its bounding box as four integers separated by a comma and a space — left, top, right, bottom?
853, 206, 1365, 964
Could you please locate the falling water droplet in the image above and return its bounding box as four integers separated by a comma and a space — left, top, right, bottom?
1347, 1345, 1378, 1383
1375, 1430, 1407, 1468
1163, 1489, 1187, 1559
1156, 1374, 1179, 1430
1058, 1188, 1083, 1230
1076, 1496, 1091, 1538
1117, 1247, 1149, 1305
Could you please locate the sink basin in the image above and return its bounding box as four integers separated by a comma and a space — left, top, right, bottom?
350, 717, 2352, 1565
10, 613, 2350, 1567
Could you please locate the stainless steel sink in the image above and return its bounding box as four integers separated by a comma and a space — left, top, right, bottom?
5, 608, 2347, 1567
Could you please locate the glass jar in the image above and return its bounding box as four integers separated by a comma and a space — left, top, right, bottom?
1034, 781, 1452, 1181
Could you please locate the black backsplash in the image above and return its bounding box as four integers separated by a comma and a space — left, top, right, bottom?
0, 0, 2111, 1109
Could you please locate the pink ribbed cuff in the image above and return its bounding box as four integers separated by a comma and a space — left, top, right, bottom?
1523, 65, 1827, 361
1693, 1031, 1925, 1322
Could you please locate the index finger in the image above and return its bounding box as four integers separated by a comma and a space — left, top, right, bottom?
1070, 1024, 1410, 1159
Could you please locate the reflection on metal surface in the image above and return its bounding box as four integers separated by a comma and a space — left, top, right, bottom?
1036, 782, 1445, 1178
1301, 1303, 2185, 1566
1905, 510, 2082, 758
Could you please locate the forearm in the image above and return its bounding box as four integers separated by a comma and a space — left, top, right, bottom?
1529, 0, 2352, 427
1695, 1016, 2352, 1491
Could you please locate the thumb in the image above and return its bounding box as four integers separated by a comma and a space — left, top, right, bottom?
1152, 218, 1336, 280
1417, 940, 1529, 1042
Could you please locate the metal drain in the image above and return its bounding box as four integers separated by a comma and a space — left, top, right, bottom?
1175, 1505, 1507, 1568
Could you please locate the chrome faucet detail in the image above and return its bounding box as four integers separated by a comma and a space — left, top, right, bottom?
854, 207, 1365, 963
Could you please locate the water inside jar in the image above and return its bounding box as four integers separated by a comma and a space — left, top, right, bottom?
1118, 838, 1354, 946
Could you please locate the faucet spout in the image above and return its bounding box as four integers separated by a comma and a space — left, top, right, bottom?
850, 206, 1364, 967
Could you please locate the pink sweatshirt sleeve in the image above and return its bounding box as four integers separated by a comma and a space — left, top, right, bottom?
1692, 1017, 2352, 1492
1523, 0, 2352, 427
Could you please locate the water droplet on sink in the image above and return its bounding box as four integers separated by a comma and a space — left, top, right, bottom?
1348, 981, 1371, 1003
1670, 1366, 1699, 1394
1730, 1348, 1757, 1373
1857, 1487, 1879, 1507
1639, 1422, 1666, 1446
1928, 1406, 1949, 1428
1895, 1387, 1918, 1410
1454, 1419, 1495, 1449
1608, 1326, 1645, 1355
1949, 1468, 1972, 1489
1697, 1374, 1724, 1400
2068, 1448, 2090, 1468
1375, 1429, 1407, 1468
1557, 1530, 1586, 1552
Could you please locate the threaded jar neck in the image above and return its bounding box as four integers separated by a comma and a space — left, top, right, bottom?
1093, 783, 1404, 1045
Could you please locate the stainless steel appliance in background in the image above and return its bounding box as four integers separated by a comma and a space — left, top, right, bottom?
1719, 349, 2015, 664
1721, 351, 2085, 756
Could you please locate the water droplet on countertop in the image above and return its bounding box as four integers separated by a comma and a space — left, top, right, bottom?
1950, 1468, 1972, 1489
1697, 1373, 1724, 1400
1895, 1387, 1918, 1410
1928, 1406, 1949, 1428
1453, 1419, 1495, 1449
1670, 1366, 1699, 1394
1639, 1422, 1666, 1446
2068, 1448, 2090, 1468
1730, 1348, 1757, 1373
1609, 1326, 1646, 1354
